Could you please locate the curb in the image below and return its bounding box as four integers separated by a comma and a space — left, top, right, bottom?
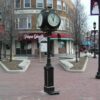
68, 57, 88, 72
0, 59, 30, 72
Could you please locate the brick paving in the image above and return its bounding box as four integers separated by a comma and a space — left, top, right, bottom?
0, 56, 99, 100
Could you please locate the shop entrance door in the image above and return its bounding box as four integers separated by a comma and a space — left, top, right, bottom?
16, 41, 32, 55
20, 41, 26, 54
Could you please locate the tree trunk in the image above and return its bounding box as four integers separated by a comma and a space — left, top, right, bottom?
3, 43, 6, 58
9, 33, 12, 62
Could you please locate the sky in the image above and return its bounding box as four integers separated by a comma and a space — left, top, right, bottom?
72, 0, 98, 31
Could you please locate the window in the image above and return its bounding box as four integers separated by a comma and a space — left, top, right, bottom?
15, 0, 21, 8
70, 22, 73, 33
66, 18, 69, 28
58, 18, 66, 30
6, 44, 10, 49
47, 0, 53, 8
6, 0, 11, 7
24, 0, 31, 8
59, 41, 66, 48
57, 0, 62, 10
16, 16, 32, 29
63, 2, 66, 11
36, 0, 44, 8
19, 18, 27, 28
66, 5, 68, 14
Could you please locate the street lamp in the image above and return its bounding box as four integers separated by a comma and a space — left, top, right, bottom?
93, 22, 96, 58
0, 41, 2, 60
95, 0, 100, 79
37, 7, 61, 95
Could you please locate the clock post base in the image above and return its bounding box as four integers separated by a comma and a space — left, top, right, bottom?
44, 66, 59, 95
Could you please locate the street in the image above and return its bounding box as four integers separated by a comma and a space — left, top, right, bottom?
0, 56, 99, 100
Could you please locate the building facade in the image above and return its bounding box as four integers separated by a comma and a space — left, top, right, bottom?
4, 0, 75, 56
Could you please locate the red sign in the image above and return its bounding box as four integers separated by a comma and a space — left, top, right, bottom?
50, 33, 73, 38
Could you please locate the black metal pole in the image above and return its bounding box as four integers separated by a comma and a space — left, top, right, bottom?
96, 16, 100, 79
95, 1, 100, 79
93, 29, 96, 58
44, 32, 59, 95
0, 41, 2, 60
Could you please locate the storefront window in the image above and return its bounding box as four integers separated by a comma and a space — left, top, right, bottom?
15, 41, 32, 55
58, 41, 66, 53
16, 42, 20, 48
59, 41, 65, 48
6, 44, 10, 49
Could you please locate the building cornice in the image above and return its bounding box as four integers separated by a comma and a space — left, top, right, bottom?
14, 9, 41, 14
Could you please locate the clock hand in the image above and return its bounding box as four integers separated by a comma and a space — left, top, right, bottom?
51, 15, 54, 21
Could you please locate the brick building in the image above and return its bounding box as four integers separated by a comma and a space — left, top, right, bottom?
4, 0, 75, 56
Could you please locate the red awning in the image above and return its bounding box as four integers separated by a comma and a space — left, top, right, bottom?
18, 33, 73, 41
50, 33, 73, 38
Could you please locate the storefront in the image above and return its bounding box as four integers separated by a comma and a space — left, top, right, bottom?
15, 33, 47, 56
14, 33, 74, 56
15, 40, 32, 55
50, 33, 74, 55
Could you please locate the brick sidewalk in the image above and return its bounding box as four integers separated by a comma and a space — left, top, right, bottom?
0, 56, 99, 100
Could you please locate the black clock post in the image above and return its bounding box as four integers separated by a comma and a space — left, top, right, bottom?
37, 7, 61, 95
44, 31, 59, 95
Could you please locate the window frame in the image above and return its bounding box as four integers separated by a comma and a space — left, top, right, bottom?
36, 0, 44, 8
57, 0, 62, 10
14, 0, 21, 9
23, 0, 31, 8
47, 0, 53, 8
63, 2, 66, 11
16, 16, 32, 30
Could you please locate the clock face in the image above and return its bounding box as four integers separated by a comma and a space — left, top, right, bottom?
47, 13, 60, 27
37, 13, 43, 28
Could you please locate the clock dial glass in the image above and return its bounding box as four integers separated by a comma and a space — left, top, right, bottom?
48, 13, 60, 27
37, 14, 43, 27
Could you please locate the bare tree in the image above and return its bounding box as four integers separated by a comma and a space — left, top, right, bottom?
0, 0, 18, 61
4, 0, 16, 61
72, 0, 88, 62
0, 0, 5, 60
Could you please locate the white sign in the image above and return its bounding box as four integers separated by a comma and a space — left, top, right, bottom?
38, 37, 47, 43
40, 42, 47, 52
91, 0, 99, 15
24, 34, 45, 41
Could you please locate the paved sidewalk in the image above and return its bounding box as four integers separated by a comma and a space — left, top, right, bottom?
0, 56, 99, 100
